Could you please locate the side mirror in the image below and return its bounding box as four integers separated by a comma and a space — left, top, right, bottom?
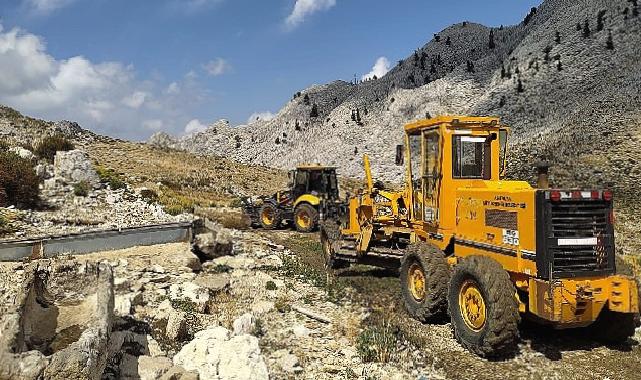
395, 144, 404, 166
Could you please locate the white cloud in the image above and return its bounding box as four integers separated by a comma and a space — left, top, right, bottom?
362, 56, 391, 81
285, 0, 336, 30
25, 0, 76, 13
184, 119, 208, 134
122, 91, 149, 109
143, 119, 163, 130
0, 24, 212, 141
247, 111, 275, 124
203, 58, 231, 76
165, 82, 180, 95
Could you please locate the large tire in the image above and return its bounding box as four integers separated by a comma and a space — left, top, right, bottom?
320, 221, 348, 270
400, 243, 450, 322
259, 203, 282, 230
590, 308, 637, 343
616, 256, 641, 327
448, 256, 520, 358
294, 203, 318, 232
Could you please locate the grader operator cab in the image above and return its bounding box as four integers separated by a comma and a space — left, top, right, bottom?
244, 165, 339, 232
320, 116, 639, 357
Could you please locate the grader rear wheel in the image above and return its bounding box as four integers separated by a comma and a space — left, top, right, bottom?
448, 256, 520, 358
319, 222, 349, 270
400, 243, 450, 322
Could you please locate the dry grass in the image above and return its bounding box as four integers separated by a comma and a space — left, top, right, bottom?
87, 140, 288, 211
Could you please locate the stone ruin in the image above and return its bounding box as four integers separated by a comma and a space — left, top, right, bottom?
0, 261, 114, 380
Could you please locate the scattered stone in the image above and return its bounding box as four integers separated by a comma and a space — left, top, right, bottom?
168, 282, 210, 313
233, 313, 255, 336
192, 226, 234, 261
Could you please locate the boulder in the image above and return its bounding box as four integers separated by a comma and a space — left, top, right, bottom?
53, 149, 100, 185
193, 273, 230, 292
137, 355, 174, 380
165, 310, 188, 341
273, 349, 302, 374
192, 226, 233, 261
173, 327, 268, 380
232, 313, 255, 336
158, 366, 199, 380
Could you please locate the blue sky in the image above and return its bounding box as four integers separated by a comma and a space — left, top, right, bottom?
0, 0, 541, 140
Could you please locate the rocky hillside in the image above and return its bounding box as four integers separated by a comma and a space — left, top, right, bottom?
151, 0, 641, 200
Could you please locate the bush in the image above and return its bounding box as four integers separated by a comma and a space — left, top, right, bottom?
0, 151, 40, 208
140, 188, 160, 204
73, 181, 91, 197
265, 280, 277, 291
0, 211, 12, 234
34, 135, 74, 162
96, 166, 127, 190
356, 321, 399, 363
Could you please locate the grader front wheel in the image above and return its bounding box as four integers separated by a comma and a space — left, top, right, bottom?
448, 256, 520, 358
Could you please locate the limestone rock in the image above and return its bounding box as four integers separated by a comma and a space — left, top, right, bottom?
232, 313, 255, 336
192, 227, 234, 261
137, 355, 174, 380
173, 327, 268, 380
53, 149, 100, 185
9, 146, 35, 160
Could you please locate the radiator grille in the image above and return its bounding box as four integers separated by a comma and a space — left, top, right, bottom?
548, 201, 613, 276
485, 209, 518, 230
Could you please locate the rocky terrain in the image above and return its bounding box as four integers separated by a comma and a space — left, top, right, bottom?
150, 0, 641, 202
2, 221, 641, 380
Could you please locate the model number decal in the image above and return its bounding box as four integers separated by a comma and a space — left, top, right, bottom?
483, 200, 526, 209
503, 229, 520, 246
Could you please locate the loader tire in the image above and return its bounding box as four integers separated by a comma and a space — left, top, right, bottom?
590, 308, 637, 343
616, 256, 641, 327
400, 243, 450, 322
320, 221, 348, 270
448, 256, 520, 358
259, 203, 281, 230
294, 203, 318, 232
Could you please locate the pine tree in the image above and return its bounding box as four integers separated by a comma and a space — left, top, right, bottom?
351, 110, 356, 121
606, 30, 614, 50
583, 19, 591, 38
356, 109, 361, 123
445, 36, 451, 46
489, 30, 496, 49
555, 31, 561, 44
557, 60, 563, 71
303, 93, 310, 105
597, 10, 606, 32
310, 103, 319, 118
576, 22, 582, 31
517, 78, 524, 93
501, 65, 506, 79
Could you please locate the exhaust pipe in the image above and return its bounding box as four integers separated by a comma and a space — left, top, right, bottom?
536, 161, 550, 189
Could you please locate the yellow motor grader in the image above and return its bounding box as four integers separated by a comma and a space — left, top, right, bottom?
320, 116, 639, 357
244, 165, 339, 232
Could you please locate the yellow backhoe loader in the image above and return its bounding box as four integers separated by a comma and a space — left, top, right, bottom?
244, 165, 339, 232
320, 116, 639, 357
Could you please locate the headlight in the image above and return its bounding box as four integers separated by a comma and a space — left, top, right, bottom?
374, 194, 390, 203
376, 206, 393, 216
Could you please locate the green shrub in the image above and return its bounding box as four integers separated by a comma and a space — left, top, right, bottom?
140, 188, 160, 204
96, 166, 127, 190
0, 140, 9, 152
0, 211, 12, 234
356, 321, 399, 363
34, 135, 75, 162
265, 280, 277, 291
73, 181, 91, 197
0, 151, 40, 208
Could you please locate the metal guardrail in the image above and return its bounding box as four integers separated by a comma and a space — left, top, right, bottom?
0, 222, 193, 262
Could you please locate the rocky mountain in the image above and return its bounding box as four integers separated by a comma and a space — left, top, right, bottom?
150, 0, 641, 201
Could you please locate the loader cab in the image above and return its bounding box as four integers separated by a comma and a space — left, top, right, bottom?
402, 116, 508, 232
291, 165, 339, 201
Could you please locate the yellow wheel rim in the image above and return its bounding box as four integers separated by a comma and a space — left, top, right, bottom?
261, 208, 274, 226
459, 279, 487, 331
296, 210, 311, 229
408, 263, 426, 301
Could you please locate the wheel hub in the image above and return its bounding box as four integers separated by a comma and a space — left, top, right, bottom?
459, 279, 486, 331
408, 263, 426, 301
261, 209, 274, 225
296, 210, 310, 229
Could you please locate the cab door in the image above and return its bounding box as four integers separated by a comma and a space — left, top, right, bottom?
423, 130, 441, 225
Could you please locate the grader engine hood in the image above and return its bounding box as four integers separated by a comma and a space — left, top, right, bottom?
455, 185, 616, 280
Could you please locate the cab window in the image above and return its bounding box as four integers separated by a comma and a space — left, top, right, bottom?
408, 133, 422, 190
452, 135, 491, 179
